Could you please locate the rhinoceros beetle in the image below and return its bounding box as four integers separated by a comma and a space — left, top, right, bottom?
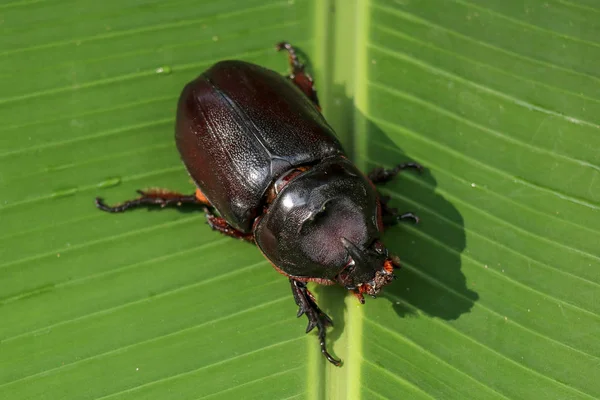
95, 42, 421, 366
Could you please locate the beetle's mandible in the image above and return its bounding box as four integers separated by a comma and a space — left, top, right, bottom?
95, 42, 422, 366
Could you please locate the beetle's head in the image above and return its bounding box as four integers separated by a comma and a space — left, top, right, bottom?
254, 157, 400, 300
335, 237, 398, 298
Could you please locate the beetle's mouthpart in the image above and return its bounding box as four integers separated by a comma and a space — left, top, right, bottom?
357, 259, 396, 297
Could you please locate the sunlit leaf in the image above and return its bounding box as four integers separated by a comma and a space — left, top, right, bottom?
1, 0, 598, 399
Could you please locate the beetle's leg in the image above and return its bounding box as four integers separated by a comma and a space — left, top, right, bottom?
398, 212, 419, 223
95, 188, 209, 213
204, 210, 254, 242
379, 194, 419, 227
368, 162, 423, 185
370, 162, 422, 227
290, 279, 341, 366
276, 42, 321, 109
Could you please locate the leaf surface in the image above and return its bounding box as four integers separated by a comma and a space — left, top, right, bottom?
1, 0, 598, 399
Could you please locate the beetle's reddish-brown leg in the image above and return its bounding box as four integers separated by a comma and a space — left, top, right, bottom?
95, 189, 207, 213
290, 279, 341, 366
276, 41, 321, 109
205, 211, 254, 242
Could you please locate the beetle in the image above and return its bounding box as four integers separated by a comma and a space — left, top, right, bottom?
95, 42, 421, 366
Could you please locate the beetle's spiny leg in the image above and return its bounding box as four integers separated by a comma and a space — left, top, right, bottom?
95, 189, 202, 213
290, 279, 341, 366
368, 162, 423, 185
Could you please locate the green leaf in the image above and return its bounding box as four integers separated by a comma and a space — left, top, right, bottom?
1, 0, 599, 399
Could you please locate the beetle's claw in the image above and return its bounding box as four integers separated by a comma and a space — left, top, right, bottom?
290, 279, 340, 366
306, 319, 317, 333
399, 212, 419, 224
397, 162, 423, 175
95, 197, 121, 213
322, 347, 342, 367
95, 197, 106, 208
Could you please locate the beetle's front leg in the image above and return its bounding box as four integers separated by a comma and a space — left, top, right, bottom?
379, 194, 419, 228
368, 162, 423, 184
290, 279, 341, 366
276, 41, 321, 109
95, 188, 208, 213
369, 163, 422, 228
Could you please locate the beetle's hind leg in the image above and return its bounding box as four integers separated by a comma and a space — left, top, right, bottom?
276, 42, 321, 109
95, 188, 210, 213
290, 279, 341, 366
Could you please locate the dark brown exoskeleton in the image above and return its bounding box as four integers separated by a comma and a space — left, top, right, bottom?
95, 42, 421, 366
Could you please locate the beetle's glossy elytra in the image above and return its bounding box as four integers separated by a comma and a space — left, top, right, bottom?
175, 60, 344, 232
95, 42, 422, 366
